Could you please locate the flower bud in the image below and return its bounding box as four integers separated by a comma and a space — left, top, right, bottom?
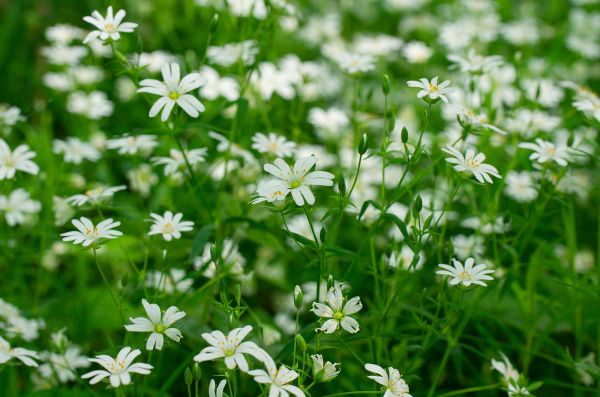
294, 285, 303, 309
209, 14, 219, 33
184, 367, 193, 386
401, 127, 409, 143
358, 133, 368, 155
193, 363, 201, 381
295, 334, 307, 352
338, 176, 347, 197
382, 74, 390, 95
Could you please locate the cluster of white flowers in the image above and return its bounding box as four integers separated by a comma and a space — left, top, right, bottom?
2, 1, 597, 397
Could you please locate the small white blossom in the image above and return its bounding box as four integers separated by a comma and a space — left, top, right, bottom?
124, 299, 186, 350
61, 217, 122, 247
365, 363, 412, 397
138, 63, 205, 121
0, 138, 39, 179
311, 284, 362, 334
0, 189, 41, 226
193, 325, 268, 372
152, 147, 207, 176
248, 353, 305, 397
256, 156, 334, 206
442, 145, 501, 184
53, 138, 101, 164
407, 76, 452, 103
106, 135, 158, 156
251, 132, 296, 157
81, 347, 152, 387
82, 6, 138, 44
66, 185, 126, 207
436, 258, 495, 287
311, 354, 340, 382
519, 139, 570, 167
0, 336, 39, 367
148, 211, 194, 241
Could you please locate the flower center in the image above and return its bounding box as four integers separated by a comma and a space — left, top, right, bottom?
169, 91, 180, 100
544, 145, 556, 155
155, 324, 165, 333
459, 271, 471, 281
466, 157, 481, 169
290, 180, 301, 189
3, 156, 15, 168
333, 311, 344, 320
429, 83, 438, 92
163, 222, 174, 233
104, 23, 116, 33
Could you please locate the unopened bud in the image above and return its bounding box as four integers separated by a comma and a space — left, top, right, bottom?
382, 74, 390, 95
358, 133, 368, 155
184, 367, 193, 386
294, 285, 303, 309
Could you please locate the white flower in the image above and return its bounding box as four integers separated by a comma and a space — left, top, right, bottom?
0, 138, 38, 179
127, 164, 158, 197
505, 171, 538, 202
207, 40, 258, 67
193, 325, 268, 372
339, 53, 375, 74
82, 6, 138, 44
407, 76, 452, 103
308, 107, 350, 140
248, 353, 305, 397
198, 66, 240, 101
53, 138, 101, 164
124, 299, 186, 350
573, 95, 600, 122
152, 147, 207, 176
491, 353, 520, 383
311, 354, 340, 382
436, 258, 495, 287
251, 62, 297, 100
403, 41, 433, 64
257, 156, 334, 206
442, 145, 501, 184
0, 188, 41, 226
0, 104, 25, 133
135, 51, 178, 73
67, 91, 114, 119
66, 185, 126, 207
209, 379, 227, 397
365, 363, 412, 397
518, 139, 570, 167
448, 49, 503, 74
61, 217, 122, 247
145, 268, 193, 294
522, 79, 564, 108
386, 245, 424, 271
0, 336, 39, 367
81, 347, 152, 387
138, 63, 205, 121
45, 24, 84, 44
311, 284, 362, 333
38, 346, 89, 383
451, 234, 485, 260
508, 383, 531, 397
251, 132, 296, 157
106, 135, 158, 156
227, 0, 268, 19
148, 211, 194, 241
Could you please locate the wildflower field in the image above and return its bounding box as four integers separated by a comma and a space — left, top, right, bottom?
1, 0, 600, 396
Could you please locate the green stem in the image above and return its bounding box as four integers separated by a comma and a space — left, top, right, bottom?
93, 249, 124, 324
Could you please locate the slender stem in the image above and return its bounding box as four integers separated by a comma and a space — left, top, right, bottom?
303, 206, 323, 301
93, 249, 124, 323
